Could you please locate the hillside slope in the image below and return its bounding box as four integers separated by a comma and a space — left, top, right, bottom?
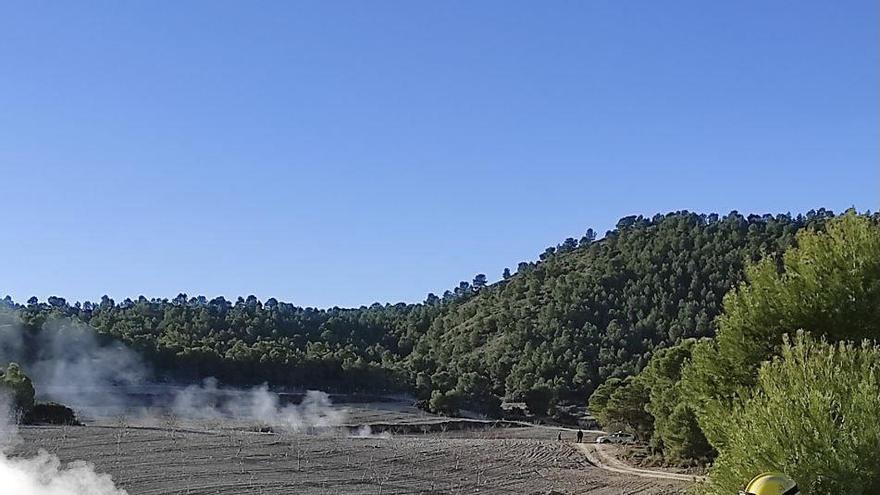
1, 210, 834, 413
407, 210, 832, 411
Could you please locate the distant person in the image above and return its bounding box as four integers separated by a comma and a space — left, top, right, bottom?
576, 429, 583, 443
557, 431, 562, 441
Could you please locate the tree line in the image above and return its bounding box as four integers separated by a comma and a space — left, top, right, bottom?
588, 212, 880, 494
0, 209, 834, 414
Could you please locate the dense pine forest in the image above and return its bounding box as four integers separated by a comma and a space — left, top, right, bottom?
7, 208, 880, 493
1, 209, 834, 409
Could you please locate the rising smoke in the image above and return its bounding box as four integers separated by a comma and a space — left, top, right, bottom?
0, 310, 348, 430
30, 319, 148, 417
171, 378, 347, 431
0, 315, 150, 419
0, 309, 356, 494
0, 393, 128, 495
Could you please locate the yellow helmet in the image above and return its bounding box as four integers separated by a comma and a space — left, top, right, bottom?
740, 472, 799, 495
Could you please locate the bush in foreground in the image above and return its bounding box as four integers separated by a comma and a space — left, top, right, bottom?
700, 333, 880, 495
683, 212, 880, 450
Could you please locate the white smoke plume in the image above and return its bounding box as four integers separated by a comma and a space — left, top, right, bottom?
0, 315, 147, 419
0, 311, 348, 430
171, 378, 348, 431
30, 319, 148, 417
0, 393, 127, 495
349, 424, 391, 439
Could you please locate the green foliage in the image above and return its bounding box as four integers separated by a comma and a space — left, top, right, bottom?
701, 333, 880, 495
428, 389, 461, 416
601, 376, 653, 439
414, 372, 432, 400
24, 402, 80, 426
413, 211, 820, 406
11, 295, 449, 392
453, 372, 502, 416
587, 377, 622, 426
0, 362, 35, 414
523, 385, 554, 416
589, 339, 713, 462
640, 339, 713, 461
682, 212, 880, 449
1, 210, 834, 419
660, 403, 708, 463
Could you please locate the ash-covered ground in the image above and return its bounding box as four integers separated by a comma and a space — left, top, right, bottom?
15, 396, 686, 495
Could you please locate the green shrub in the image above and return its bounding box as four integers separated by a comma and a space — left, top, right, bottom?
683, 212, 880, 450
429, 389, 461, 416
0, 362, 35, 415
700, 333, 880, 495
24, 402, 80, 426
640, 340, 713, 461
588, 377, 622, 425
601, 376, 653, 439
524, 385, 554, 416
454, 372, 502, 417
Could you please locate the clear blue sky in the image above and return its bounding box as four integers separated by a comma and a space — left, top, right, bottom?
1, 1, 877, 308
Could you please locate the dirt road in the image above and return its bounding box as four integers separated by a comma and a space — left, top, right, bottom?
575, 443, 705, 483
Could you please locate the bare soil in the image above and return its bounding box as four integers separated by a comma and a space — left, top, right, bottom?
12, 399, 688, 494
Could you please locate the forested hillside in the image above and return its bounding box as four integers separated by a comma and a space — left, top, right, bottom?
1, 210, 834, 412
584, 212, 880, 494
408, 210, 831, 413
7, 294, 435, 391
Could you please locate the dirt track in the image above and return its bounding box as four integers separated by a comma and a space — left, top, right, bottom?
16, 423, 687, 494
575, 444, 704, 483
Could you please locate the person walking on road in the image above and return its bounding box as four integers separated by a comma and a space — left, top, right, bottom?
557, 431, 562, 441
576, 429, 584, 443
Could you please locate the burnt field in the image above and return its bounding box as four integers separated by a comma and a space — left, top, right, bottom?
14, 410, 687, 495
0, 313, 688, 494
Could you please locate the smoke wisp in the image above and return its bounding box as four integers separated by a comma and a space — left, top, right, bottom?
0, 393, 128, 495
171, 378, 348, 431
31, 320, 148, 417
0, 316, 148, 419
349, 425, 391, 439
0, 311, 348, 430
